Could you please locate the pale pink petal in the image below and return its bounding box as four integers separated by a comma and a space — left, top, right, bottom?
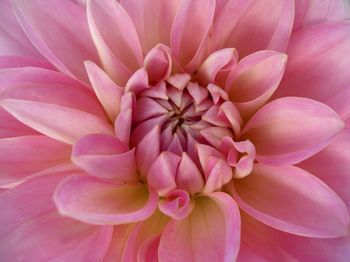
115, 92, 135, 145
87, 0, 142, 85
171, 0, 215, 72
239, 212, 350, 261
210, 0, 294, 56
274, 22, 350, 118
159, 193, 241, 262
233, 164, 350, 237
294, 0, 350, 31
0, 135, 71, 187
85, 61, 124, 122
0, 172, 113, 261
176, 152, 204, 194
0, 99, 113, 144
121, 0, 182, 52
242, 97, 344, 165
298, 120, 350, 210
13, 0, 100, 82
147, 152, 181, 196
136, 126, 160, 176
54, 175, 158, 225
226, 51, 288, 118
143, 44, 172, 83
0, 56, 54, 70
0, 0, 43, 58
72, 134, 138, 182
202, 157, 232, 193
158, 190, 194, 220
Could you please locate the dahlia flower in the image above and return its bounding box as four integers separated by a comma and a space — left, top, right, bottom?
1, 0, 350, 261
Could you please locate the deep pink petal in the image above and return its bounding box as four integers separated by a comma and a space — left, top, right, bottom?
0, 99, 113, 144
13, 0, 100, 82
54, 175, 158, 225
72, 134, 138, 182
233, 164, 350, 237
0, 135, 71, 187
159, 193, 241, 262
226, 51, 287, 118
0, 172, 113, 261
87, 0, 142, 85
171, 0, 215, 72
242, 97, 344, 165
274, 22, 350, 118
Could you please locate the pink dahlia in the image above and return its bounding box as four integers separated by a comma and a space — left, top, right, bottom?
1, 0, 350, 261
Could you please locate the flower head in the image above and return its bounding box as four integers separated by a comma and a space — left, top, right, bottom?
1, 0, 350, 261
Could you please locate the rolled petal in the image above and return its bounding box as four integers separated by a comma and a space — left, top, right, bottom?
147, 152, 181, 196
85, 61, 124, 122
72, 134, 138, 182
0, 99, 113, 144
171, 0, 215, 72
87, 0, 142, 85
159, 193, 241, 262
233, 164, 350, 237
158, 190, 194, 220
144, 44, 172, 83
136, 126, 160, 176
211, 0, 294, 56
13, 0, 100, 82
242, 97, 344, 165
274, 22, 350, 117
0, 0, 42, 58
294, 0, 350, 31
0, 135, 71, 187
226, 51, 288, 118
0, 172, 113, 261
121, 0, 182, 52
54, 175, 158, 225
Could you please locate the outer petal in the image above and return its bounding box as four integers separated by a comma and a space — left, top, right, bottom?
274, 22, 350, 118
298, 120, 350, 210
0, 0, 42, 58
0, 135, 71, 187
159, 193, 241, 262
242, 97, 344, 165
226, 51, 287, 118
13, 0, 100, 82
72, 134, 138, 182
233, 164, 350, 237
171, 0, 215, 72
1, 99, 113, 145
121, 0, 182, 52
210, 0, 294, 56
87, 0, 143, 85
54, 175, 158, 225
294, 0, 350, 31
0, 172, 113, 261
0, 56, 54, 70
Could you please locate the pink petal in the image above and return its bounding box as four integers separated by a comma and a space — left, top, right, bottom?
298, 120, 350, 210
0, 99, 113, 144
125, 68, 149, 94
159, 193, 241, 262
13, 0, 100, 82
136, 126, 161, 176
176, 152, 204, 194
137, 235, 161, 262
0, 56, 54, 70
226, 51, 287, 118
242, 97, 344, 165
0, 172, 113, 261
0, 0, 43, 58
147, 152, 181, 196
87, 0, 142, 85
158, 190, 194, 220
85, 61, 124, 122
0, 135, 71, 187
294, 0, 350, 31
72, 134, 138, 182
274, 22, 350, 117
170, 0, 215, 72
210, 0, 294, 56
54, 175, 158, 225
121, 0, 182, 52
233, 164, 350, 237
